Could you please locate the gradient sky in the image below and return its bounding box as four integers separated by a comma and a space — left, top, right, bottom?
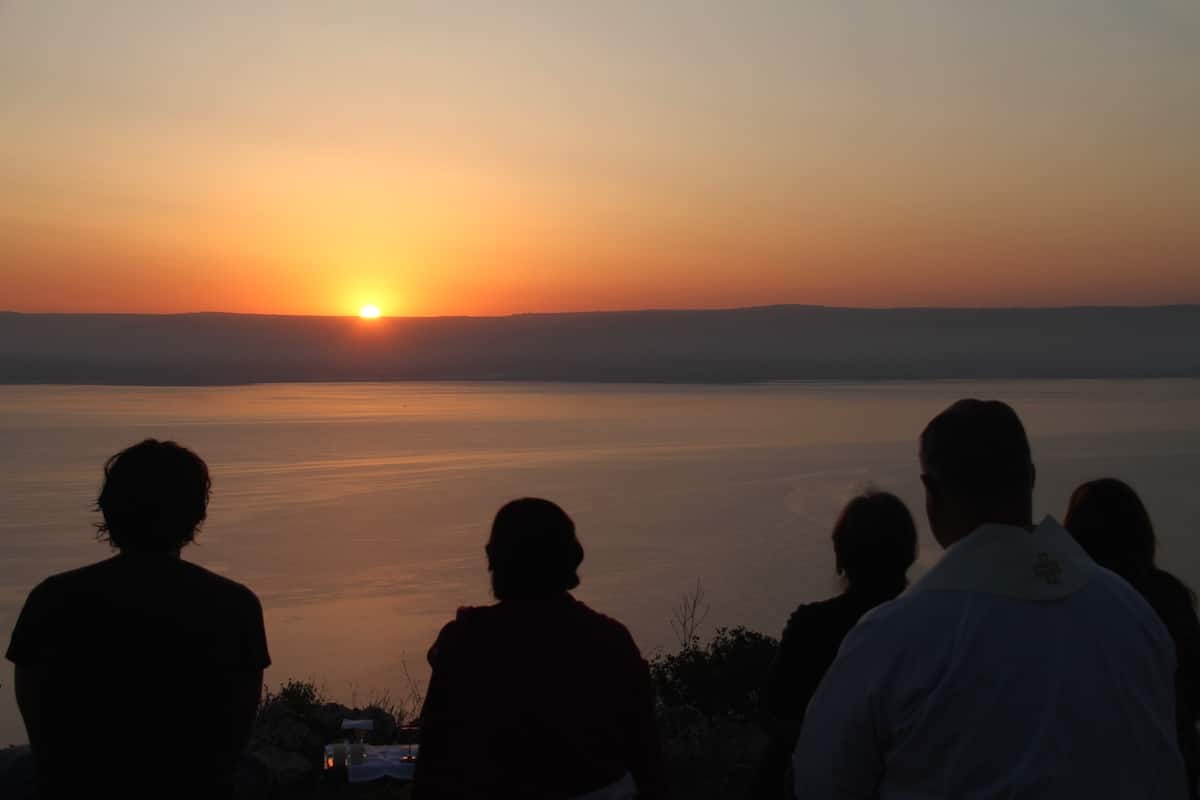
2, 1, 1198, 316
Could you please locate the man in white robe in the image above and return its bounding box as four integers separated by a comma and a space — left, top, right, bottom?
792, 399, 1187, 799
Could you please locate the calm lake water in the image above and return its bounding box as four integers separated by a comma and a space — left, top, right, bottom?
2, 380, 1199, 745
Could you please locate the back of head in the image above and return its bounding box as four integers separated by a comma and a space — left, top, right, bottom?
1064, 478, 1156, 582
920, 399, 1033, 501
96, 439, 211, 554
487, 498, 584, 601
832, 491, 918, 591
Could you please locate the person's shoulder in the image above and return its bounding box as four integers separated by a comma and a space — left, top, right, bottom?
1141, 568, 1197, 616
841, 590, 959, 651
7, 559, 125, 664
781, 594, 854, 637
809, 592, 951, 694
569, 596, 630, 631
440, 603, 500, 639
453, 603, 494, 621
25, 557, 123, 599
855, 588, 941, 624
1085, 565, 1176, 631
793, 593, 852, 617
1084, 563, 1163, 615
427, 604, 496, 666
568, 597, 640, 648
177, 560, 263, 611
1079, 567, 1184, 669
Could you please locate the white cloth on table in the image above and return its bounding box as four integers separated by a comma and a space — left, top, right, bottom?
345, 745, 418, 783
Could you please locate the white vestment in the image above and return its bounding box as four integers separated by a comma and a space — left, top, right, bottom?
793, 516, 1187, 799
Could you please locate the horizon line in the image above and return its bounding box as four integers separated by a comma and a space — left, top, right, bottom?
3, 302, 1199, 321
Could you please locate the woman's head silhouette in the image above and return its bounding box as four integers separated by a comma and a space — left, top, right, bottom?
486, 497, 584, 600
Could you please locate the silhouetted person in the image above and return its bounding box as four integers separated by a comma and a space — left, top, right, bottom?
6, 440, 269, 800
413, 498, 665, 800
1065, 478, 1200, 797
793, 399, 1187, 798
748, 491, 917, 800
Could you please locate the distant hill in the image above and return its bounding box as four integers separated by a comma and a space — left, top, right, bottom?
1, 305, 1198, 384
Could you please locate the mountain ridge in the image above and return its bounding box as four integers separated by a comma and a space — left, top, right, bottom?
2, 305, 1198, 385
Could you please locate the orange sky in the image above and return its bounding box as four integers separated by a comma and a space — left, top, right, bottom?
2, 2, 1198, 316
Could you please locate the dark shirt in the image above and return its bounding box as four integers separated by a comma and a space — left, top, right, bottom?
1134, 568, 1200, 796
6, 554, 270, 799
413, 592, 666, 800
748, 583, 904, 800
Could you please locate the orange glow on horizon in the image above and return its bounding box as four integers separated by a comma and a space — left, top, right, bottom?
359, 304, 381, 319
1, 4, 1197, 315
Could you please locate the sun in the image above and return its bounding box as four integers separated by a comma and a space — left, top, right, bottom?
358, 304, 381, 319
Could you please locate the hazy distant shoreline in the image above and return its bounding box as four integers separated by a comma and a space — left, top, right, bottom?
3, 305, 1198, 386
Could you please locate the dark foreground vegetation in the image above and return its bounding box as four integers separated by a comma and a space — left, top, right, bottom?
651, 626, 779, 798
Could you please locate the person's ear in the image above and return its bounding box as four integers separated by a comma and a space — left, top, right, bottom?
921, 472, 951, 549
920, 473, 938, 506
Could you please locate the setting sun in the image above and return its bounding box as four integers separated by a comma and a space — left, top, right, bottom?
359, 305, 381, 319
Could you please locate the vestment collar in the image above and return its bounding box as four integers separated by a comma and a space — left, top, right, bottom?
911, 516, 1092, 600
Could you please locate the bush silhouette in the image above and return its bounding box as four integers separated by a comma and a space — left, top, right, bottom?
651, 626, 778, 721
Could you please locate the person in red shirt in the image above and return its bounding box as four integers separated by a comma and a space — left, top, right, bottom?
413, 497, 666, 800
